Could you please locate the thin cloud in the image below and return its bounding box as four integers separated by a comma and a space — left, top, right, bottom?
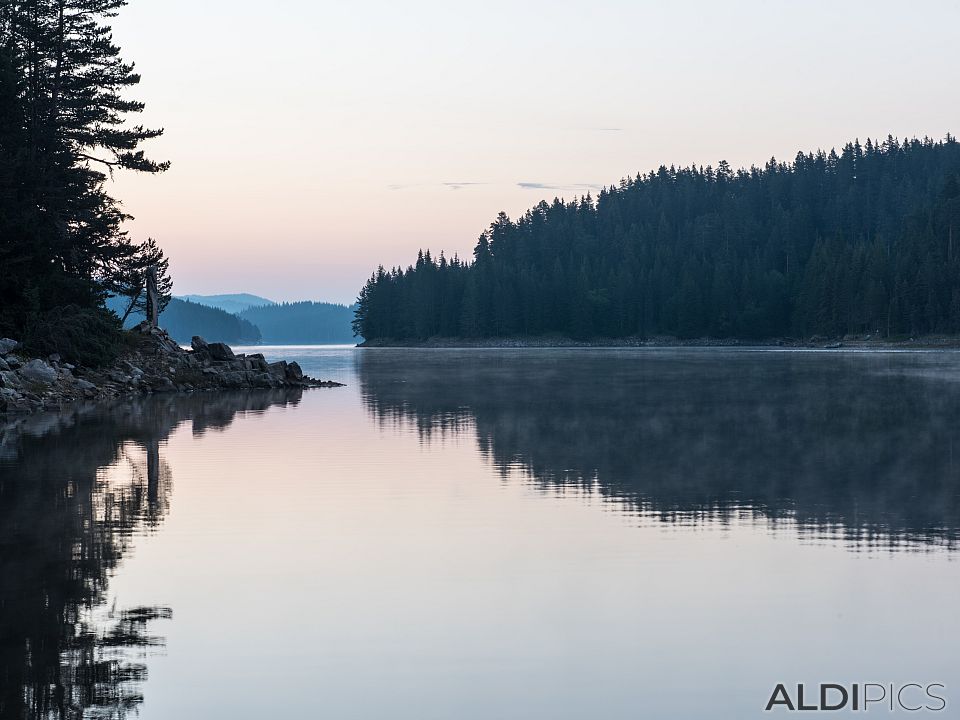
518, 182, 604, 192
442, 182, 487, 191
388, 181, 487, 191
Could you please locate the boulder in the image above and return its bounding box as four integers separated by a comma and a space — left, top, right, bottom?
0, 358, 8, 372
0, 370, 21, 389
267, 361, 288, 378
191, 335, 209, 351
120, 360, 144, 376
207, 342, 235, 361
0, 338, 18, 355
75, 379, 96, 392
220, 371, 246, 388
250, 372, 276, 388
147, 376, 176, 392
20, 359, 58, 385
5, 355, 22, 369
48, 353, 61, 364
285, 361, 304, 382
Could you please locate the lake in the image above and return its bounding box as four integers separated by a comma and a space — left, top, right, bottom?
1, 347, 958, 719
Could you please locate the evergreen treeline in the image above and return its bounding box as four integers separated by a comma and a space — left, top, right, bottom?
0, 0, 168, 363
240, 301, 358, 344
354, 136, 960, 341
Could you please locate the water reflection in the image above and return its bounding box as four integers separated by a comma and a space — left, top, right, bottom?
358, 349, 960, 550
0, 390, 303, 719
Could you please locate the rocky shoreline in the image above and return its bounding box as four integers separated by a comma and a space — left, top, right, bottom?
0, 322, 343, 417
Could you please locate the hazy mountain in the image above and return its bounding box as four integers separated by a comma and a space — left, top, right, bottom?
239, 301, 358, 344
106, 296, 261, 345
178, 293, 276, 315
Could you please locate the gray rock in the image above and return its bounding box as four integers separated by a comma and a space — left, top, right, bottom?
0, 370, 22, 389
75, 379, 96, 391
48, 353, 61, 364
251, 372, 275, 388
207, 342, 235, 361
120, 360, 144, 375
246, 354, 269, 371
20, 359, 58, 385
0, 358, 8, 372
191, 336, 209, 351
0, 338, 18, 355
285, 361, 304, 382
267, 361, 288, 378
147, 375, 176, 392
220, 371, 246, 388
5, 355, 22, 369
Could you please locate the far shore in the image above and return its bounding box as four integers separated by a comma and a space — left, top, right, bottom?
357, 335, 960, 350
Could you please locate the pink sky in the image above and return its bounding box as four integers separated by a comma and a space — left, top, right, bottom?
109, 0, 960, 304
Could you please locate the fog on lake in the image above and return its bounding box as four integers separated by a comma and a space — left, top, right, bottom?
1, 348, 957, 719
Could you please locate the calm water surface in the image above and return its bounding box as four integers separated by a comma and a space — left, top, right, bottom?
1, 347, 959, 719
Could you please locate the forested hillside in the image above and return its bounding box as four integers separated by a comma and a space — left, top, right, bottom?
179, 293, 275, 314
240, 302, 357, 344
106, 296, 261, 345
354, 136, 960, 341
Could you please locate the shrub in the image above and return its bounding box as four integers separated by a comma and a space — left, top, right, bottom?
21, 305, 126, 367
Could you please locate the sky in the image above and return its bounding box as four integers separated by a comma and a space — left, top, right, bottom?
109, 0, 960, 305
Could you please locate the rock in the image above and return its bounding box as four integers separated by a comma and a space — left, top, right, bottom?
267, 361, 288, 378
120, 360, 144, 376
0, 370, 22, 389
207, 342, 235, 361
220, 371, 246, 388
0, 358, 8, 372
191, 336, 209, 351
285, 361, 304, 382
250, 372, 275, 388
0, 338, 18, 355
246, 353, 269, 371
147, 376, 176, 392
20, 359, 58, 385
48, 353, 61, 364
75, 379, 96, 391
63, 362, 75, 370
5, 355, 22, 369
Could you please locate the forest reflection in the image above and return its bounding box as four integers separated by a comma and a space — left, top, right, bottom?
358, 349, 960, 551
0, 389, 303, 720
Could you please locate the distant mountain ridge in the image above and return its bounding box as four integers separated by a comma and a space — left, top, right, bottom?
107, 293, 359, 344
178, 293, 276, 314
240, 301, 358, 344
105, 296, 262, 345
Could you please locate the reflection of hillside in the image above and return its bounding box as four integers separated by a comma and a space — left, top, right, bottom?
358, 350, 960, 549
0, 389, 302, 719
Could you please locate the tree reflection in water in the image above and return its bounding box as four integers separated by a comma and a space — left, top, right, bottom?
0, 390, 303, 719
358, 349, 960, 551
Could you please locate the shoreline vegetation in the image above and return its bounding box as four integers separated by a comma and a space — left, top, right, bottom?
0, 325, 343, 418
357, 334, 960, 350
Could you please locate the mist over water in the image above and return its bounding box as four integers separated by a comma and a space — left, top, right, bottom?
2, 349, 958, 719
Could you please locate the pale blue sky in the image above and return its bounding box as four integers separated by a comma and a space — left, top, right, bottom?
110, 0, 960, 304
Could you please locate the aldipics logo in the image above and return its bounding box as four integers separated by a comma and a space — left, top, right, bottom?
764, 683, 947, 713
